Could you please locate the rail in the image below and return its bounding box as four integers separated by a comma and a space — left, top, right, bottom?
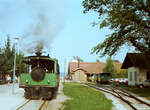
16, 100, 31, 110
38, 100, 48, 110
83, 83, 150, 110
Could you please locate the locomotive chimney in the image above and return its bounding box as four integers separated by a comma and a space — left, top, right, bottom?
35, 52, 42, 56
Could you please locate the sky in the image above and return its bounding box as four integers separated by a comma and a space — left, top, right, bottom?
0, 0, 130, 75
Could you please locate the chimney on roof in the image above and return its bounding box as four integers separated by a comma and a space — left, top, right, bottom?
78, 61, 80, 68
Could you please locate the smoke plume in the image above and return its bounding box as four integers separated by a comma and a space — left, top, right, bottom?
0, 0, 66, 53
22, 0, 66, 53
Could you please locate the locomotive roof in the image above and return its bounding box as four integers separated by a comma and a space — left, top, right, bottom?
24, 55, 53, 60
23, 55, 56, 64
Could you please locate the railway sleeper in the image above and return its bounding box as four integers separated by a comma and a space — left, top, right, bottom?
24, 87, 56, 100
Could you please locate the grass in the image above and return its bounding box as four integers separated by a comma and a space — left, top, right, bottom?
63, 82, 113, 110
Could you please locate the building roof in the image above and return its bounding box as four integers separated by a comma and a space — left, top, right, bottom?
121, 53, 150, 69
68, 62, 106, 74
72, 68, 87, 72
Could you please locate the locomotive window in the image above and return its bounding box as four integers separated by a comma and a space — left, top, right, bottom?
30, 59, 55, 73
23, 58, 55, 73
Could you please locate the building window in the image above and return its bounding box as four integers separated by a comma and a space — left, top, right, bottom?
134, 71, 137, 81
130, 72, 132, 81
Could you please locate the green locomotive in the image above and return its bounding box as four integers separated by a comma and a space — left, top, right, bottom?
19, 52, 60, 99
94, 72, 111, 84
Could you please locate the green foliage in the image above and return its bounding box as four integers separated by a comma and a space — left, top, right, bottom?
0, 36, 13, 74
83, 0, 150, 56
96, 59, 100, 62
102, 57, 117, 77
112, 69, 128, 78
73, 56, 84, 62
4, 35, 11, 56
122, 69, 128, 78
0, 36, 25, 77
16, 52, 25, 76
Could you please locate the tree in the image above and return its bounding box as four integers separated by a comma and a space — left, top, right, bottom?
0, 36, 25, 77
0, 36, 13, 75
96, 59, 100, 62
16, 51, 25, 76
82, 0, 150, 57
112, 60, 120, 63
103, 57, 117, 77
114, 69, 128, 78
122, 69, 128, 78
73, 56, 84, 62
4, 35, 11, 57
73, 56, 84, 68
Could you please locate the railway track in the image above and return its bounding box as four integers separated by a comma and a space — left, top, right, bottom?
16, 99, 49, 110
83, 83, 150, 110
38, 100, 49, 110
16, 100, 31, 110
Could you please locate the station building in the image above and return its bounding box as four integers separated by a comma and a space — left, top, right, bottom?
68, 61, 122, 82
122, 53, 150, 86
68, 62, 105, 82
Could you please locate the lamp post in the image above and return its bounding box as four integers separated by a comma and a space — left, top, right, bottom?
12, 37, 19, 94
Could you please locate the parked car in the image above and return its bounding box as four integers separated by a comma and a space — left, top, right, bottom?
114, 78, 120, 83
119, 78, 124, 84
139, 79, 150, 88
108, 78, 114, 83
119, 78, 128, 85
124, 78, 128, 85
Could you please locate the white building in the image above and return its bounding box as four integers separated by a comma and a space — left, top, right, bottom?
122, 53, 150, 86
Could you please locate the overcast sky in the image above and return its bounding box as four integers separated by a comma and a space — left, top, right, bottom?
0, 0, 130, 75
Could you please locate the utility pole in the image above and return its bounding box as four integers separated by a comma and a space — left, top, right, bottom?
64, 58, 66, 82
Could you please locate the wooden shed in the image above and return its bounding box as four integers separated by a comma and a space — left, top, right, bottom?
72, 68, 87, 82
69, 61, 123, 82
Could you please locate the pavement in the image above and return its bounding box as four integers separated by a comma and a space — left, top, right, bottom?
0, 83, 26, 110
0, 81, 69, 110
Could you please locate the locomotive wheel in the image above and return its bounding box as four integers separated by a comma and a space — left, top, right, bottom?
30, 88, 41, 99
51, 89, 57, 98
43, 91, 52, 100
41, 88, 54, 100
24, 88, 40, 99
24, 88, 31, 99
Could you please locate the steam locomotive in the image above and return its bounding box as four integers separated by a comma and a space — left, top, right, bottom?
94, 72, 111, 84
19, 52, 60, 99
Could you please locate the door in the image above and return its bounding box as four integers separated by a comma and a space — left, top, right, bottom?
146, 71, 150, 80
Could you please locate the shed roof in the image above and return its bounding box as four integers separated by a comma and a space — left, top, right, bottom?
69, 62, 106, 74
72, 68, 87, 72
121, 53, 150, 69
69, 61, 123, 74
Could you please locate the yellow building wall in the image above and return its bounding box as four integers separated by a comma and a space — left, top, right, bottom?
139, 69, 147, 82
72, 70, 87, 82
